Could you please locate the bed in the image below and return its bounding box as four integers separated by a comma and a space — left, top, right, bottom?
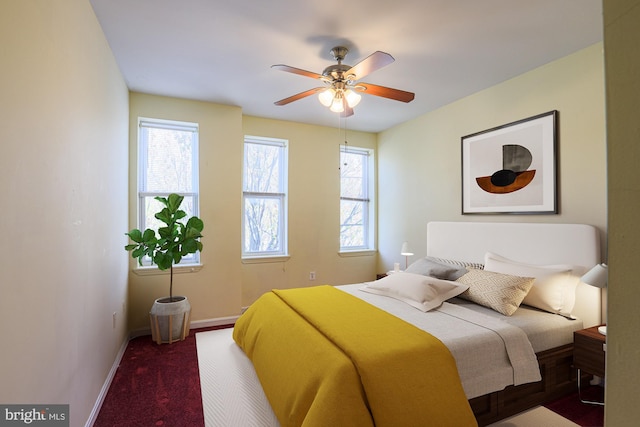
197, 221, 602, 427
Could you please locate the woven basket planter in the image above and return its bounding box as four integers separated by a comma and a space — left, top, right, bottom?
149, 296, 191, 344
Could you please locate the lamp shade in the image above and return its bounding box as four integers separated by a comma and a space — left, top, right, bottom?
318, 89, 335, 107
329, 95, 344, 112
581, 263, 608, 288
400, 242, 414, 256
344, 89, 362, 108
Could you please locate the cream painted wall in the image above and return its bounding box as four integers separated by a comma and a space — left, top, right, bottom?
241, 116, 377, 304
127, 93, 244, 331
0, 1, 129, 425
126, 99, 377, 330
603, 0, 640, 424
377, 43, 607, 273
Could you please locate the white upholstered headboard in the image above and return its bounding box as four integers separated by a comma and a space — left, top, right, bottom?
426, 221, 602, 327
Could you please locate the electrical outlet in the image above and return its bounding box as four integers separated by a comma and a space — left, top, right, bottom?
112, 312, 117, 329
309, 271, 316, 280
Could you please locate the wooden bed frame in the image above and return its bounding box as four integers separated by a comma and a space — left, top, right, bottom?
470, 343, 591, 425
426, 221, 601, 426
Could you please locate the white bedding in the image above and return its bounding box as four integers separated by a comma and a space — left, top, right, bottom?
339, 283, 582, 399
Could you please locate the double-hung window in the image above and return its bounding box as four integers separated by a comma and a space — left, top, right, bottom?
137, 117, 200, 266
242, 136, 288, 258
340, 146, 374, 251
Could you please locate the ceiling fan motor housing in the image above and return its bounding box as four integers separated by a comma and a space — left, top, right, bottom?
324, 47, 355, 82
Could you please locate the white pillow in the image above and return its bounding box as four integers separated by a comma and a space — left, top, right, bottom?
483, 252, 580, 317
361, 272, 469, 312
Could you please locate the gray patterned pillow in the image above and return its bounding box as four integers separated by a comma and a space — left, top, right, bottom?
456, 269, 534, 316
429, 256, 484, 270
405, 257, 468, 280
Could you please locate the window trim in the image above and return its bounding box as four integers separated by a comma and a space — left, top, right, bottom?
339, 146, 375, 253
242, 135, 289, 260
136, 117, 201, 268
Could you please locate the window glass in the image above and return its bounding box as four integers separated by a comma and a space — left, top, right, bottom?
243, 136, 288, 257
340, 147, 373, 251
137, 118, 200, 265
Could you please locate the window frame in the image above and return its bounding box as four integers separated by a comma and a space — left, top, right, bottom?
136, 117, 201, 268
339, 145, 375, 253
242, 135, 289, 260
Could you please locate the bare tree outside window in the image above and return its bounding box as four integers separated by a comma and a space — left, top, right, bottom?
340, 147, 372, 250
138, 118, 200, 265
243, 137, 287, 257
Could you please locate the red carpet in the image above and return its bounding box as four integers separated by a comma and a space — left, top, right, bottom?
94, 326, 228, 427
95, 326, 604, 426
544, 384, 604, 427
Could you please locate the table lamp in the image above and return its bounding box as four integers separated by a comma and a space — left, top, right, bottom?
581, 263, 608, 335
400, 242, 414, 269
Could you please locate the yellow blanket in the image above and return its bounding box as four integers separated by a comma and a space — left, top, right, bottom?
233, 285, 477, 427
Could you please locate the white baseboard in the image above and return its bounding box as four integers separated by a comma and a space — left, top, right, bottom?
84, 335, 129, 427
129, 315, 239, 339
191, 315, 239, 330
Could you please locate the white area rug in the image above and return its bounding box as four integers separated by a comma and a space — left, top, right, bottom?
196, 328, 280, 427
197, 329, 579, 427
487, 406, 580, 427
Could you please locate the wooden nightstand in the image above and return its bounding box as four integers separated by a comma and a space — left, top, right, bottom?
573, 325, 606, 405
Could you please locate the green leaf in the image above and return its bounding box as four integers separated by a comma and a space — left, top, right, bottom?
174, 210, 187, 220
155, 252, 172, 270
155, 208, 172, 225
126, 229, 143, 243
142, 229, 157, 243
132, 247, 145, 258
124, 244, 137, 251
166, 193, 184, 213
186, 216, 204, 232
154, 195, 169, 208
185, 227, 202, 240
158, 226, 173, 239
182, 238, 198, 255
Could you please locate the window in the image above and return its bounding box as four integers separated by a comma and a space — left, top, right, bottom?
242, 136, 288, 258
340, 146, 374, 251
137, 117, 200, 266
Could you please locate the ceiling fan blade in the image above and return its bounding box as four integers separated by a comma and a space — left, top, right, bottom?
271, 64, 323, 80
357, 83, 415, 103
274, 87, 325, 106
346, 51, 395, 80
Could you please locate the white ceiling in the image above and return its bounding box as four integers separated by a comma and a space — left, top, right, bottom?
89, 0, 603, 133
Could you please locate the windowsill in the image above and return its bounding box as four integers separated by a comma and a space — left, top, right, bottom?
338, 249, 377, 257
242, 255, 291, 264
132, 264, 203, 276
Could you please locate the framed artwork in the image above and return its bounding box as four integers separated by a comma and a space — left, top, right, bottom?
461, 110, 558, 214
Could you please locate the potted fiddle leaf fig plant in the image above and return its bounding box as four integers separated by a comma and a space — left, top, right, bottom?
125, 193, 204, 344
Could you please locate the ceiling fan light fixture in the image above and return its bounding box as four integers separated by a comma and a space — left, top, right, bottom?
318, 88, 335, 107
344, 89, 362, 108
329, 95, 344, 113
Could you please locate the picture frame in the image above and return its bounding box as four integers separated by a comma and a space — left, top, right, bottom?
461, 110, 558, 214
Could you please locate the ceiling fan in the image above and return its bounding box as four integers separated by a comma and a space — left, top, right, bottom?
272, 46, 415, 117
